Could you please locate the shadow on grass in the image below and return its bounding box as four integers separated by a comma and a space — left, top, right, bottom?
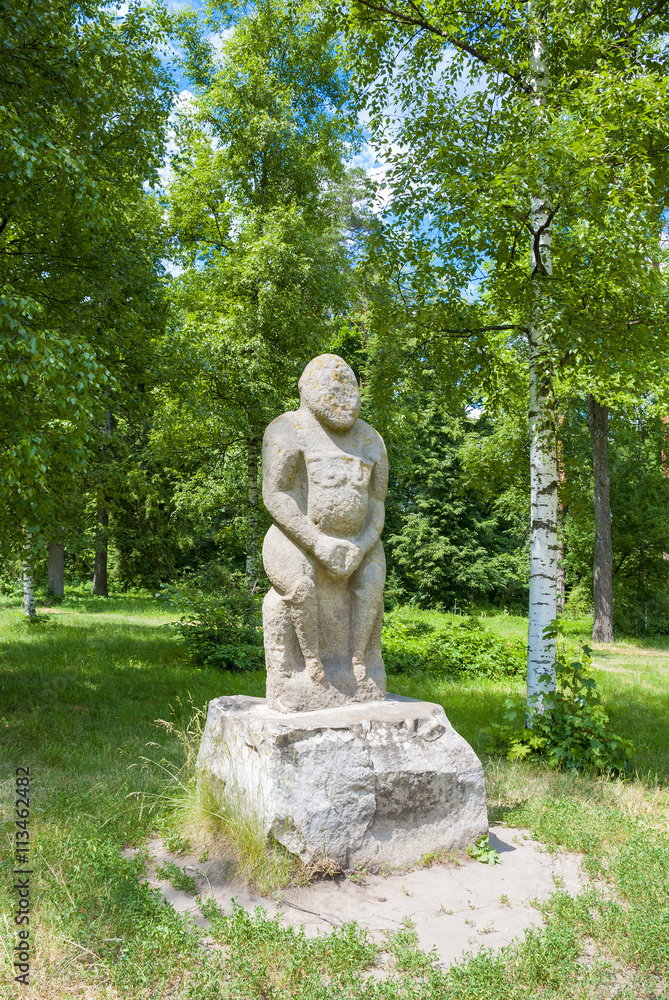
0, 593, 166, 617
488, 802, 526, 824
0, 616, 265, 761
605, 691, 669, 779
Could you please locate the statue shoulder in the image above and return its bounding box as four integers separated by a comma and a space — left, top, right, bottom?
263, 410, 302, 450
356, 419, 387, 461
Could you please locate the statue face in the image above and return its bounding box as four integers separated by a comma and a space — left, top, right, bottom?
298, 354, 361, 431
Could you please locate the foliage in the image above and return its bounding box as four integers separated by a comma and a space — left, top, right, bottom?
157, 0, 363, 576
383, 394, 529, 610
467, 836, 502, 866
341, 0, 669, 398
165, 566, 264, 671
487, 622, 635, 775
0, 0, 173, 554
382, 607, 524, 678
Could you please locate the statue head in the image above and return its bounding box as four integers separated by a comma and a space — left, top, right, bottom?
298, 354, 361, 431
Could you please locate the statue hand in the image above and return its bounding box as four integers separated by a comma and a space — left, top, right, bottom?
314, 536, 362, 577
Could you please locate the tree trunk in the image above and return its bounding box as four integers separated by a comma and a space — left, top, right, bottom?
526, 7, 558, 710
588, 395, 614, 643
556, 418, 566, 613
246, 434, 260, 591
93, 508, 109, 597
22, 535, 36, 618
47, 542, 65, 598
527, 330, 558, 707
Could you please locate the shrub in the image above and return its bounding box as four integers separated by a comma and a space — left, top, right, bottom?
162, 567, 264, 671
381, 607, 524, 678
486, 621, 635, 775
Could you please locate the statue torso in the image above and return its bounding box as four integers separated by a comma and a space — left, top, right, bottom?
288, 408, 381, 538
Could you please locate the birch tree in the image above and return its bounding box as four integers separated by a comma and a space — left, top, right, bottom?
340, 0, 669, 706
526, 1, 558, 701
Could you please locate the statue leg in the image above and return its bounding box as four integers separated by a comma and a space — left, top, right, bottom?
349, 540, 386, 682
262, 525, 325, 684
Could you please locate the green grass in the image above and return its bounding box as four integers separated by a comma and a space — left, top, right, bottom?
1, 593, 668, 997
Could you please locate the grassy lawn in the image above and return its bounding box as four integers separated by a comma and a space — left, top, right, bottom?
1, 594, 668, 997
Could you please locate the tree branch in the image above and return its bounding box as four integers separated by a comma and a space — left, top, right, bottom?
352, 0, 531, 93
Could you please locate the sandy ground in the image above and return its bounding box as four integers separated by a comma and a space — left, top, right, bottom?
131, 826, 585, 970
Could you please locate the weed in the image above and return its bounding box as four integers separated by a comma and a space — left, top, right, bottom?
420, 847, 461, 867
155, 860, 199, 895
487, 620, 636, 775
467, 836, 503, 866
164, 832, 191, 855
348, 862, 368, 884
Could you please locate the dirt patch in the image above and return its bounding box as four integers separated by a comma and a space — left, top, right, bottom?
127, 825, 586, 971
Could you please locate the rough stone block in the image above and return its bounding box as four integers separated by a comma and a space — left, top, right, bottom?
197, 694, 488, 871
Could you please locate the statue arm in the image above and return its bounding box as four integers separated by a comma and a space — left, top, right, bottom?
353, 437, 388, 555
262, 428, 320, 557
262, 417, 367, 578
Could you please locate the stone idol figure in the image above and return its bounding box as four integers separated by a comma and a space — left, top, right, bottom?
261, 354, 387, 712
197, 354, 487, 871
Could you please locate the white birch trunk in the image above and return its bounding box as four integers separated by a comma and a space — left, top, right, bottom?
527, 6, 558, 709
22, 539, 36, 619
527, 331, 558, 706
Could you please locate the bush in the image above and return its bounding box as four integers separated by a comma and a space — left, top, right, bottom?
381, 607, 524, 678
162, 567, 264, 671
486, 621, 635, 775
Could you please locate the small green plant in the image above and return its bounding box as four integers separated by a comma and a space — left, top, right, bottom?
165, 832, 191, 855
348, 862, 368, 883
487, 620, 635, 775
467, 836, 502, 866
155, 860, 199, 895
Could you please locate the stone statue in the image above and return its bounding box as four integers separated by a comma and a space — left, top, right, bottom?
198, 353, 488, 869
261, 354, 388, 712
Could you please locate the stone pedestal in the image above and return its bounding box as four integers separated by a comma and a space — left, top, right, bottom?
197, 694, 488, 871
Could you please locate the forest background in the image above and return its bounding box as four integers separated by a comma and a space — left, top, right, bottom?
3, 0, 669, 656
